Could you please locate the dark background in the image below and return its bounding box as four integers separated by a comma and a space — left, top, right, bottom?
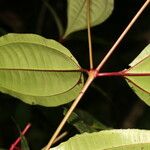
0, 0, 150, 149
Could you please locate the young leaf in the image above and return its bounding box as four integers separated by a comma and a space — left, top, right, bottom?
124, 44, 150, 106
63, 0, 114, 38
0, 33, 84, 107
51, 129, 150, 150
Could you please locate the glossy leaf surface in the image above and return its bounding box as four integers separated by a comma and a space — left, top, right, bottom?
51, 129, 150, 150
0, 33, 84, 106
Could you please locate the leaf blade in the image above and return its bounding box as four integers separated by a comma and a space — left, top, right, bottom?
51, 129, 150, 150
64, 0, 114, 38
0, 33, 84, 106
124, 44, 150, 106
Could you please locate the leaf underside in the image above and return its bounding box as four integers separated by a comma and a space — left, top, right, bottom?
64, 0, 114, 38
125, 44, 150, 106
0, 33, 84, 107
51, 129, 150, 150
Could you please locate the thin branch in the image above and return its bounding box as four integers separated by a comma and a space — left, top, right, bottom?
123, 72, 150, 76
42, 131, 68, 150
43, 0, 64, 37
43, 1, 150, 149
44, 71, 95, 150
91, 83, 112, 103
53, 131, 68, 145
96, 0, 150, 72
36, 2, 47, 34
97, 71, 150, 77
122, 101, 145, 128
97, 71, 123, 77
9, 123, 31, 150
87, 0, 93, 69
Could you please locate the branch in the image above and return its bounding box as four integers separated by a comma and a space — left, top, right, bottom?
44, 70, 96, 150
43, 1, 150, 149
42, 0, 64, 37
9, 123, 31, 150
87, 0, 93, 69
97, 71, 150, 77
96, 0, 150, 72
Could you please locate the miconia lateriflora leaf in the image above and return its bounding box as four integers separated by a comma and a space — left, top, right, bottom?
0, 33, 84, 107
124, 44, 150, 106
63, 0, 114, 38
51, 129, 150, 150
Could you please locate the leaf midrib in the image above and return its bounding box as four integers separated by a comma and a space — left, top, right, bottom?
125, 77, 150, 94
66, 0, 86, 35
0, 68, 82, 72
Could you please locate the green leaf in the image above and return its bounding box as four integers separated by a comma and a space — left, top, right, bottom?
129, 44, 150, 67
0, 33, 84, 107
21, 135, 30, 150
63, 0, 114, 38
124, 44, 150, 106
64, 108, 110, 133
51, 129, 150, 150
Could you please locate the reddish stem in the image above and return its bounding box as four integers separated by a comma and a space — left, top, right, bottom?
97, 71, 123, 77
80, 68, 89, 74
9, 123, 31, 150
97, 71, 150, 77
123, 72, 150, 76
